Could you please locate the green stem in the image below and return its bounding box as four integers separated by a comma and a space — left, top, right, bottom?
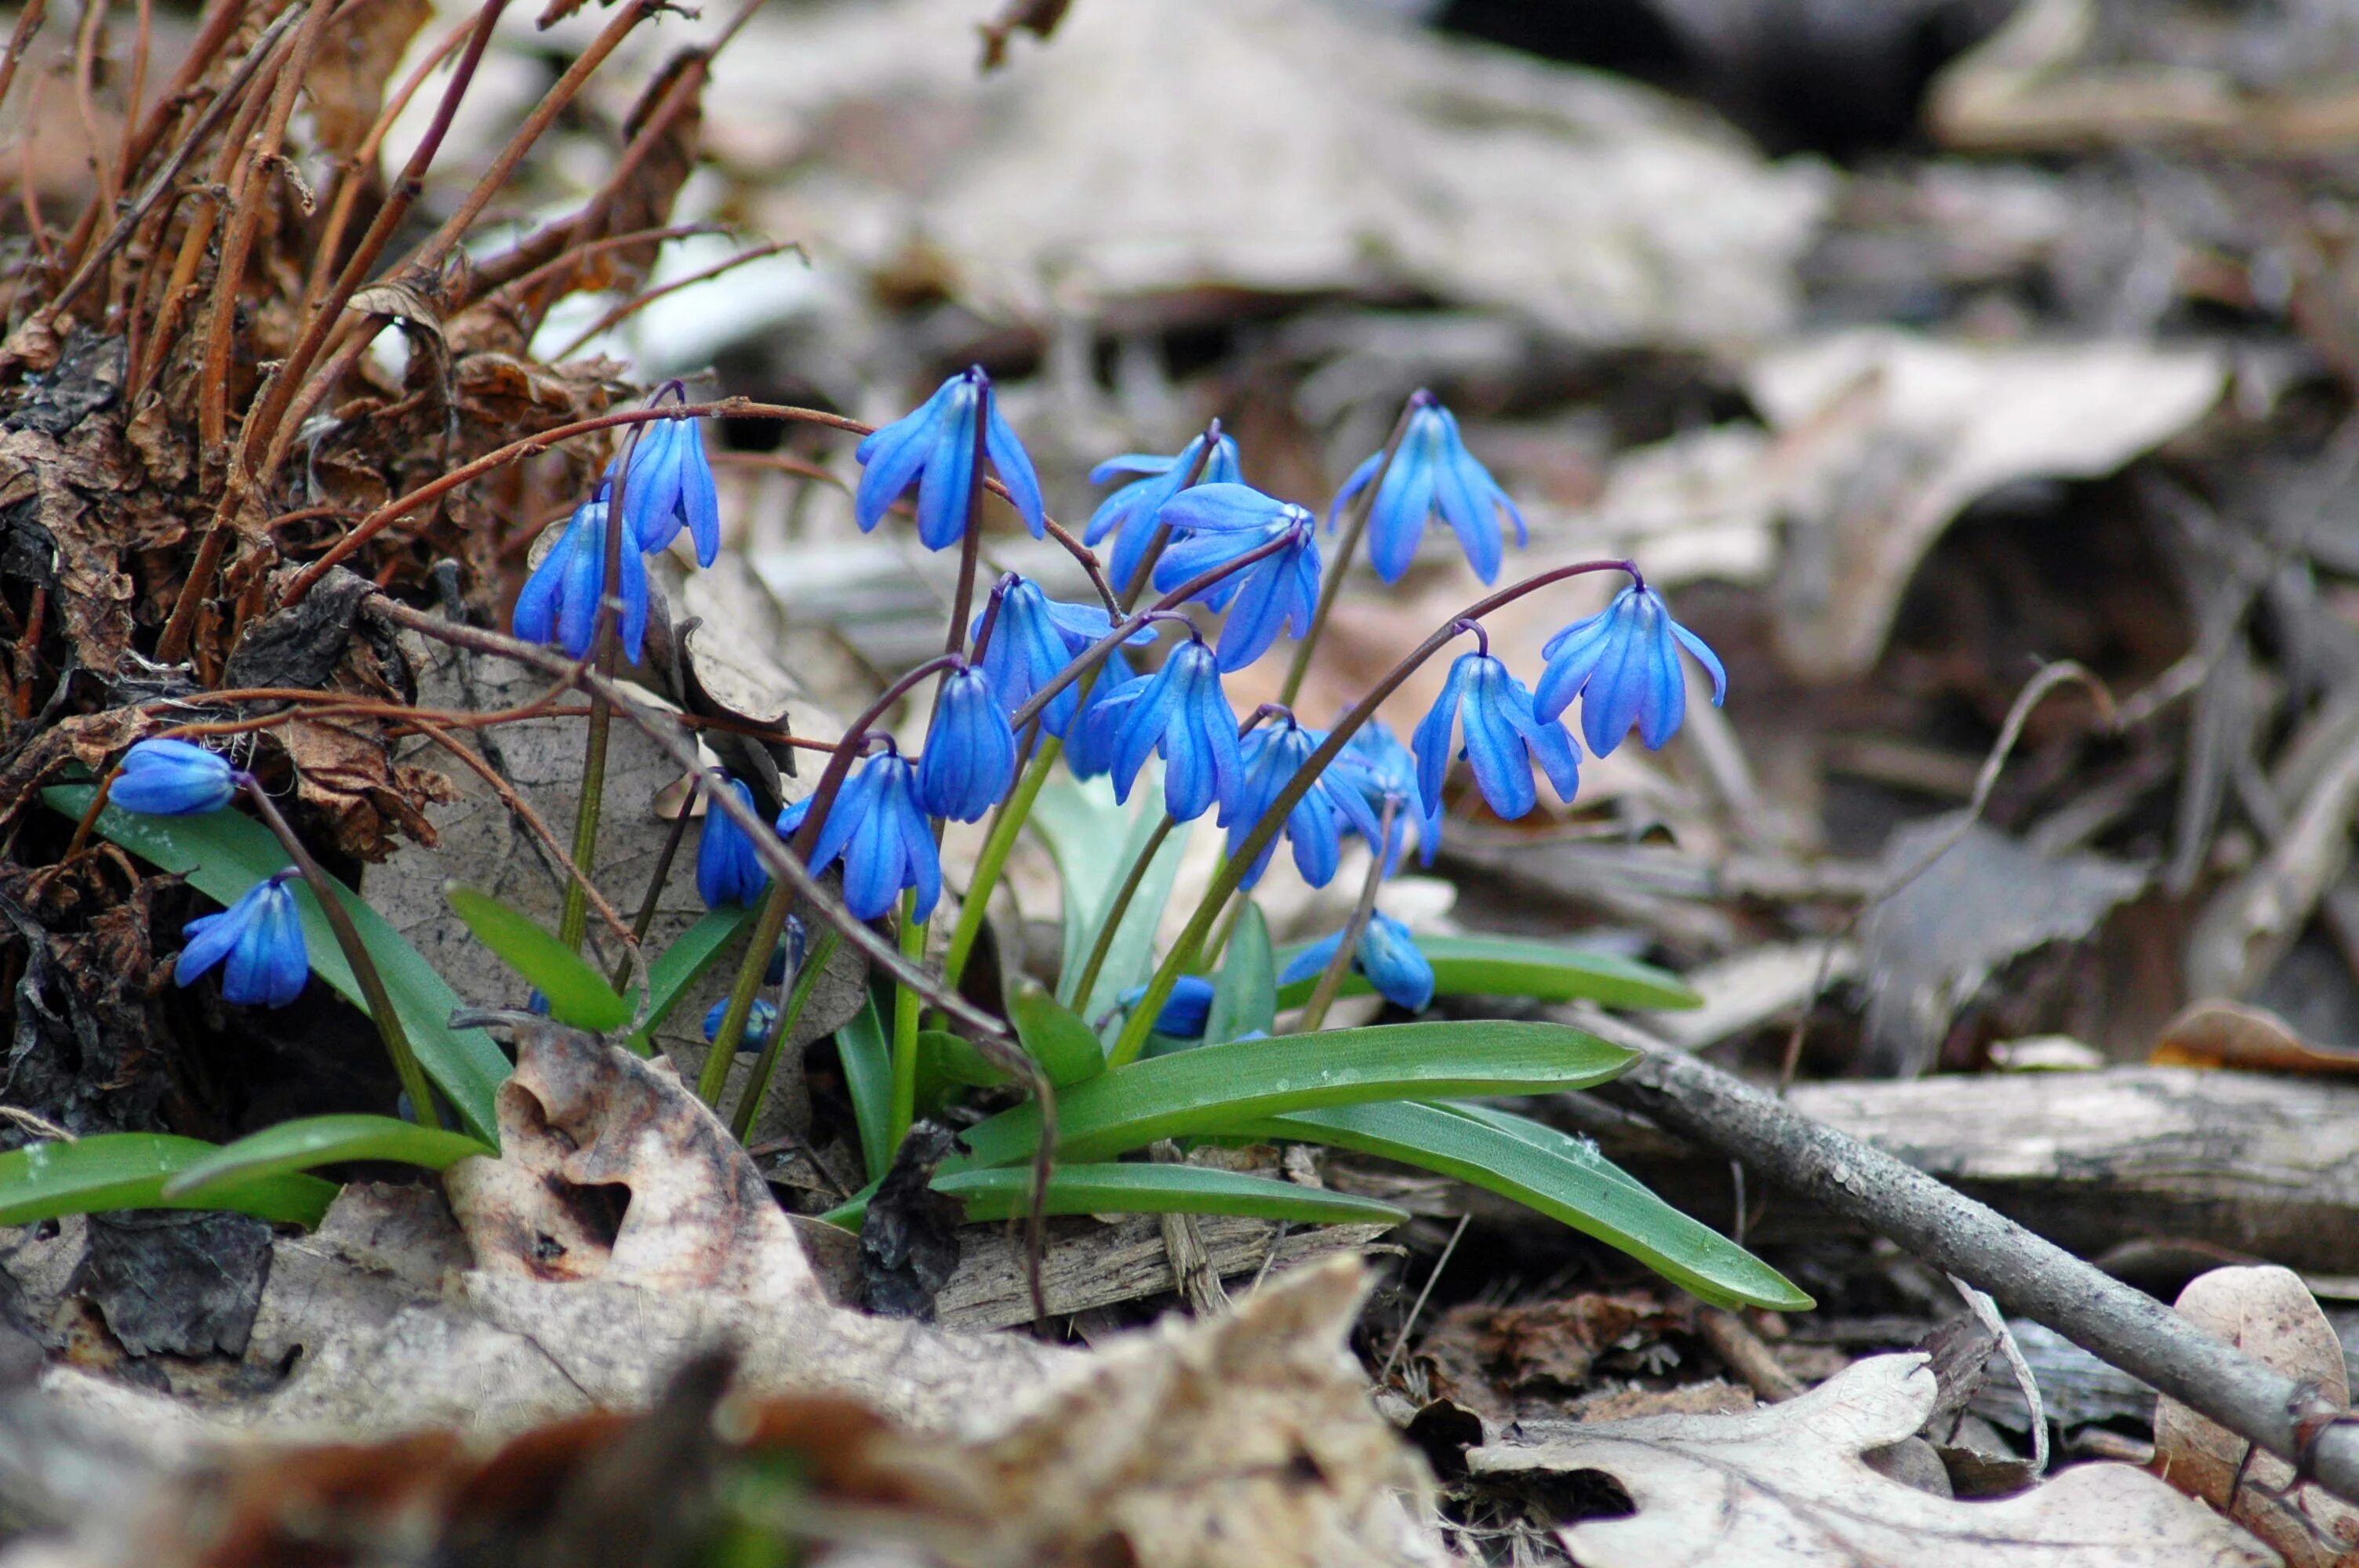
241, 779, 442, 1130
1277, 395, 1420, 707
942, 734, 1060, 989
700, 880, 791, 1106
889, 891, 926, 1152
610, 772, 698, 993
1067, 812, 1175, 1011
729, 927, 840, 1142
1293, 796, 1394, 1033
558, 421, 646, 953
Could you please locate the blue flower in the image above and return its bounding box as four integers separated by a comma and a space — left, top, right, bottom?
1085, 431, 1243, 593
1413, 650, 1580, 820
696, 775, 770, 909
1151, 485, 1321, 672
176, 872, 307, 1007
1063, 659, 1143, 781
917, 664, 1018, 822
1534, 583, 1726, 757
1329, 720, 1438, 871
1223, 715, 1384, 890
613, 414, 720, 566
1278, 913, 1435, 1011
705, 996, 777, 1051
112, 739, 240, 815
511, 489, 650, 663
1121, 975, 1216, 1038
972, 577, 1150, 737
1332, 394, 1525, 584
1111, 636, 1243, 823
804, 750, 940, 922
854, 367, 1045, 550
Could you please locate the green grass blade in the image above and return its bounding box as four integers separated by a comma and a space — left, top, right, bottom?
1274, 934, 1701, 1011
835, 996, 894, 1184
1206, 902, 1275, 1044
631, 904, 756, 1048
160, 1114, 490, 1202
0, 1133, 336, 1228
46, 786, 507, 1143
919, 1029, 1009, 1090
446, 885, 629, 1031
1241, 1102, 1812, 1312
954, 1020, 1635, 1169
1009, 979, 1107, 1087
817, 1161, 1410, 1229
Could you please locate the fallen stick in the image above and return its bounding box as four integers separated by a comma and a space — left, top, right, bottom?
1583, 1025, 2359, 1508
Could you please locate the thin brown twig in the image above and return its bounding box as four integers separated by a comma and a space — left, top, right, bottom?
70, 0, 119, 224
0, 0, 49, 125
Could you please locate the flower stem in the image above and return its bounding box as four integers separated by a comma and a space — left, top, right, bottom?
889, 890, 926, 1152
941, 733, 1060, 989
1066, 812, 1176, 1011
1293, 796, 1394, 1033
240, 778, 441, 1129
609, 771, 698, 996
729, 926, 840, 1142
1109, 557, 1637, 1068
1278, 395, 1420, 707
558, 423, 644, 954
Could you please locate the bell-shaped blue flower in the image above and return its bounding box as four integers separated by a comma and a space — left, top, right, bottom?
804, 749, 940, 922
1279, 913, 1435, 1012
1151, 485, 1321, 672
705, 996, 777, 1050
972, 577, 1151, 737
1330, 720, 1438, 871
1085, 431, 1243, 593
613, 414, 720, 566
1223, 714, 1384, 890
1413, 649, 1580, 820
1063, 659, 1143, 781
1332, 394, 1525, 584
1535, 583, 1727, 757
854, 367, 1045, 550
113, 739, 240, 815
176, 871, 307, 1007
1111, 636, 1243, 823
696, 775, 770, 909
1121, 975, 1216, 1038
511, 489, 650, 662
917, 663, 1017, 822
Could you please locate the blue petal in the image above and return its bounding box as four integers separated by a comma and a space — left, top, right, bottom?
1637, 601, 1687, 751
678, 423, 721, 566
1533, 604, 1618, 725
1278, 930, 1345, 988
853, 379, 956, 532
113, 739, 237, 815
616, 528, 650, 665
1149, 975, 1216, 1037
1411, 653, 1475, 815
808, 760, 882, 884
1501, 674, 1583, 804
1358, 914, 1434, 1011
914, 384, 980, 551
1670, 616, 1728, 706
1365, 441, 1438, 584
1085, 473, 1161, 547
176, 902, 249, 985
1110, 655, 1187, 804
983, 396, 1046, 539
891, 770, 942, 921
1431, 440, 1502, 585
1459, 660, 1537, 819
1579, 597, 1648, 757
1326, 451, 1381, 531
554, 504, 606, 658
840, 798, 903, 921
1157, 482, 1295, 534
1089, 452, 1179, 486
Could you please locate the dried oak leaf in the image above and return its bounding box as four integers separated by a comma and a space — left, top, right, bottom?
2157, 1266, 2359, 1568
1473, 1353, 2274, 1567
278, 712, 450, 861
600, 53, 707, 289
1417, 1293, 1688, 1428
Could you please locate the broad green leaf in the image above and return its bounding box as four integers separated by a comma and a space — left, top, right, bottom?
0, 1134, 336, 1229
46, 786, 506, 1143
919, 1029, 1009, 1090
631, 904, 757, 1050
954, 1020, 1634, 1168
834, 996, 895, 1184
1274, 934, 1700, 1011
1035, 775, 1191, 1020
1009, 979, 1107, 1087
1240, 1102, 1812, 1312
819, 1162, 1409, 1229
445, 885, 629, 1031
161, 1115, 490, 1202
1205, 902, 1275, 1045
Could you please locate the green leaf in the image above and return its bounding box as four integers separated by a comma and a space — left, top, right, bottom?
953, 1019, 1635, 1169
160, 1115, 490, 1202
835, 996, 895, 1184
1274, 934, 1700, 1011
820, 1162, 1409, 1229
631, 904, 758, 1050
1009, 979, 1107, 1087
0, 1134, 336, 1229
46, 786, 506, 1143
1205, 902, 1276, 1045
1240, 1102, 1812, 1312
445, 885, 629, 1031
1035, 775, 1191, 1019
919, 1029, 1009, 1090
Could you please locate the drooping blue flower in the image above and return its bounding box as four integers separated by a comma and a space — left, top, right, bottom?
917, 663, 1018, 822
612, 414, 721, 566
971, 577, 1151, 736
696, 775, 770, 909
1329, 719, 1438, 871
112, 739, 240, 815
1121, 975, 1216, 1038
1151, 485, 1321, 672
1332, 394, 1525, 584
511, 489, 650, 662
1063, 658, 1143, 781
1534, 583, 1727, 757
1111, 636, 1243, 823
1413, 650, 1580, 820
803, 749, 940, 922
176, 871, 307, 1007
1085, 430, 1243, 594
705, 996, 777, 1051
1222, 714, 1385, 890
1278, 913, 1435, 1012
854, 367, 1045, 550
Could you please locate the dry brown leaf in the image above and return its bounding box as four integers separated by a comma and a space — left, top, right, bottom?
2154, 1002, 2359, 1076
2157, 1267, 2359, 1568
305, 0, 432, 157
1472, 1353, 2274, 1567
1416, 1293, 1688, 1428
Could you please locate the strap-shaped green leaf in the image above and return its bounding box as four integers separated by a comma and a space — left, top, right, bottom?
819, 1160, 1408, 1229
160, 1114, 490, 1202
1009, 979, 1107, 1087
0, 1133, 336, 1229
1206, 902, 1276, 1045
1274, 934, 1701, 1011
835, 996, 895, 1185
446, 885, 630, 1031
630, 904, 758, 1051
